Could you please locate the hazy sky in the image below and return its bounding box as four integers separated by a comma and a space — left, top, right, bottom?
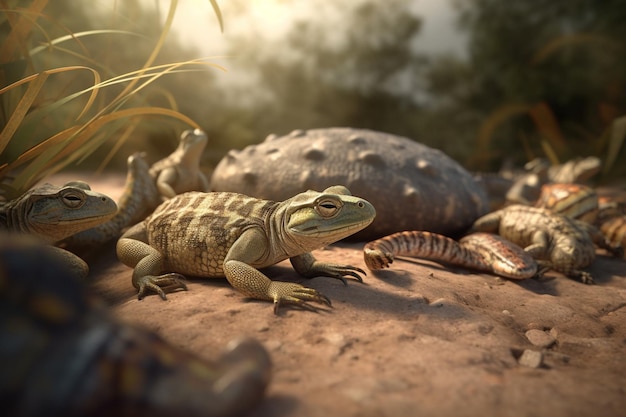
156, 0, 466, 57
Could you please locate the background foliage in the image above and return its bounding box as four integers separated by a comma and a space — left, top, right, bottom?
2, 0, 625, 195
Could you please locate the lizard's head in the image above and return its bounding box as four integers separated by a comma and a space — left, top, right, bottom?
284, 185, 376, 245
26, 182, 118, 242
179, 128, 208, 153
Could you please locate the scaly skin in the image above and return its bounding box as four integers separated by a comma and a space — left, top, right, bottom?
364, 231, 537, 279
150, 128, 210, 199
63, 153, 161, 248
469, 205, 622, 284
535, 183, 599, 223
116, 185, 376, 313
0, 181, 117, 243
0, 234, 271, 417
0, 181, 117, 277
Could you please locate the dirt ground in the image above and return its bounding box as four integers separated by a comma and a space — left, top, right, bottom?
71, 174, 626, 417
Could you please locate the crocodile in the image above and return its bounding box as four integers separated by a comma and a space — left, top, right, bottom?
469, 205, 622, 284
364, 231, 537, 279
116, 185, 376, 313
210, 127, 488, 240
150, 128, 210, 199
62, 153, 160, 248
0, 234, 271, 417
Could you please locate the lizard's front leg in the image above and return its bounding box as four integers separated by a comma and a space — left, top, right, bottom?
116, 224, 187, 300
290, 252, 366, 285
225, 229, 331, 313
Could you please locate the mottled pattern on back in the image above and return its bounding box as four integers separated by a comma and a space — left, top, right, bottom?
485, 205, 595, 270
146, 192, 277, 277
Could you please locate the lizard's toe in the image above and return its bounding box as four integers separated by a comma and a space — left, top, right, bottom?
136, 273, 187, 300
269, 282, 332, 314
363, 248, 394, 270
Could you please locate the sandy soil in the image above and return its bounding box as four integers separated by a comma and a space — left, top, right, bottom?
67, 173, 626, 417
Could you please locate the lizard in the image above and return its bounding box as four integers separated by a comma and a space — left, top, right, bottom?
0, 181, 117, 277
0, 233, 271, 417
364, 231, 538, 280
61, 152, 161, 249
116, 185, 376, 313
149, 128, 210, 199
535, 182, 626, 258
468, 204, 623, 284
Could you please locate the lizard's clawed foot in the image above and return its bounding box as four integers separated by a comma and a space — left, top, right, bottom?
268, 281, 332, 314
136, 273, 188, 300
363, 247, 394, 270
308, 263, 367, 285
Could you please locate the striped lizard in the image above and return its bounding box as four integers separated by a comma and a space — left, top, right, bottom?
116, 185, 376, 313
364, 231, 538, 279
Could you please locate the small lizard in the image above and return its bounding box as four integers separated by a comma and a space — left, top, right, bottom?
364, 231, 537, 279
116, 185, 376, 313
150, 128, 210, 199
0, 181, 117, 277
469, 205, 622, 284
1, 234, 271, 417
62, 153, 161, 248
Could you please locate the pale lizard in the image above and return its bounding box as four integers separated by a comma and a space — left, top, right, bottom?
150, 128, 210, 199
469, 204, 623, 284
116, 185, 376, 313
1, 234, 271, 417
364, 231, 537, 279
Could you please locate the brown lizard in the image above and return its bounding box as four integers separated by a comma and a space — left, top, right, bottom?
150, 128, 210, 199
364, 231, 537, 279
116, 185, 376, 313
1, 234, 271, 417
469, 204, 622, 284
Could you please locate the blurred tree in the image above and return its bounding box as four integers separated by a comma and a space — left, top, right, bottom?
452, 0, 626, 170
216, 0, 428, 152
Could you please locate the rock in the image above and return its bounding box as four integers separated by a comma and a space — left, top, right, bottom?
518, 349, 544, 368
525, 329, 556, 348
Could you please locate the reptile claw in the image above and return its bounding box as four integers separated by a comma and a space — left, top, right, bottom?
136, 273, 187, 300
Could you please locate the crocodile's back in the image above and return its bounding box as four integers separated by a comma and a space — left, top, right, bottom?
211, 128, 489, 239
146, 192, 275, 276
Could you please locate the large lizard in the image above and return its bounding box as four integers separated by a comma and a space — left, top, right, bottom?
0, 181, 117, 277
116, 185, 376, 313
1, 234, 271, 417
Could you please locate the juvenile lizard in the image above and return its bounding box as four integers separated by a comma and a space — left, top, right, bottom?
469, 205, 622, 284
1, 234, 271, 417
364, 231, 537, 279
0, 181, 117, 275
116, 185, 376, 313
150, 128, 210, 199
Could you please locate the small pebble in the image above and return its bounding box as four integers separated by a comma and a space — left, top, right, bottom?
518, 349, 544, 368
525, 329, 556, 348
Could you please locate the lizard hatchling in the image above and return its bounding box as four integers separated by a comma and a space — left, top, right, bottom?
469, 205, 623, 284
1, 234, 271, 417
0, 181, 117, 277
364, 231, 537, 279
116, 185, 376, 313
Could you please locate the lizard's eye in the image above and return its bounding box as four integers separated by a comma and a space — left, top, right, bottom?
61, 191, 86, 208
316, 199, 340, 217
